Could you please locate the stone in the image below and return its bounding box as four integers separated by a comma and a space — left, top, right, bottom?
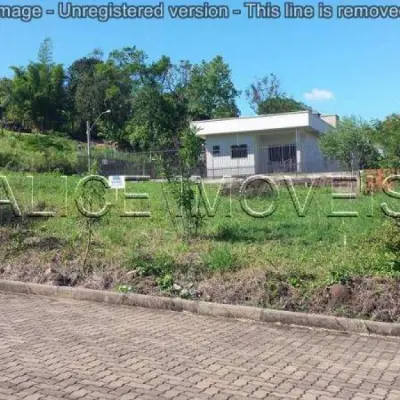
172, 283, 182, 292
44, 267, 56, 277
328, 284, 350, 307
126, 270, 138, 278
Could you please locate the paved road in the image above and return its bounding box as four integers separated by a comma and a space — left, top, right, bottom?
1, 293, 400, 400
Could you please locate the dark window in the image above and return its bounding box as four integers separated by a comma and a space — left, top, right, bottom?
268, 144, 296, 163
212, 145, 220, 155
231, 144, 248, 159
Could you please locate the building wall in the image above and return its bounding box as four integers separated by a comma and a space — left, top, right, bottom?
205, 134, 257, 178
257, 131, 296, 146
299, 131, 340, 172
321, 115, 339, 128
204, 130, 340, 178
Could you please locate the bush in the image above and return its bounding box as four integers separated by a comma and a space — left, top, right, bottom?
204, 245, 238, 272
383, 219, 400, 272
129, 251, 175, 277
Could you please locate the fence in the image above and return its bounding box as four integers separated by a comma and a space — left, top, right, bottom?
77, 142, 344, 179
206, 143, 341, 178
78, 149, 207, 178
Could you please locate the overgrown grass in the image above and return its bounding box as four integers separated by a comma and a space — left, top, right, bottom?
0, 130, 79, 174
0, 130, 143, 174
0, 170, 399, 318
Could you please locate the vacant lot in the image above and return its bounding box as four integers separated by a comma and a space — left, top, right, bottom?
0, 171, 399, 321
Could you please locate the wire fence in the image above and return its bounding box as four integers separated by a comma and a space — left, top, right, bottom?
82, 143, 342, 179
78, 149, 207, 178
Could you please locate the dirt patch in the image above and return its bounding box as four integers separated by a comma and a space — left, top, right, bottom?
2, 249, 400, 323
185, 270, 400, 323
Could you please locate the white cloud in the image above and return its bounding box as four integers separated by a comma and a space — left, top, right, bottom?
304, 89, 334, 101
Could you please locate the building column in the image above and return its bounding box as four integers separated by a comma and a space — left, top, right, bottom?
296, 128, 301, 173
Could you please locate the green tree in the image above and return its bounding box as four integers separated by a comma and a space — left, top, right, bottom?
246, 74, 310, 115
125, 54, 240, 149
65, 55, 103, 134
1, 41, 241, 149
109, 46, 171, 89
111, 47, 187, 150
90, 60, 132, 142
38, 37, 53, 65
374, 114, 400, 167
127, 85, 187, 151
66, 53, 132, 142
320, 116, 381, 171
7, 38, 65, 131
0, 78, 13, 120
186, 56, 240, 120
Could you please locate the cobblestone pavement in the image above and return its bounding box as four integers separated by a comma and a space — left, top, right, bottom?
1, 293, 400, 400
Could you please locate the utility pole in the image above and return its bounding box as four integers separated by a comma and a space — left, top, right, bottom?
86, 120, 91, 173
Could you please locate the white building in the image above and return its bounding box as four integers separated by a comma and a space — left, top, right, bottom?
192, 111, 339, 178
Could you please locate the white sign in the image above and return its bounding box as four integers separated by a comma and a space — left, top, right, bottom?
108, 176, 125, 189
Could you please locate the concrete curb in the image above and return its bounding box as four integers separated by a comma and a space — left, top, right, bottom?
1, 279, 400, 337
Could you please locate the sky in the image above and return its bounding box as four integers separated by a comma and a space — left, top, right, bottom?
1, 0, 400, 120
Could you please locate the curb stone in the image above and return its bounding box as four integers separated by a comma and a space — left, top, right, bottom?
1, 279, 400, 337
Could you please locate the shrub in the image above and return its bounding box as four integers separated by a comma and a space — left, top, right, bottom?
129, 251, 175, 277
205, 245, 238, 272
156, 274, 174, 290
383, 219, 400, 272
0, 131, 79, 174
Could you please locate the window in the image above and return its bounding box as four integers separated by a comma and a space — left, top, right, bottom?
268, 144, 296, 163
231, 144, 248, 159
212, 145, 220, 155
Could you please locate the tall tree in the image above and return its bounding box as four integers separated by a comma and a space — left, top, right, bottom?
127, 85, 188, 151
38, 37, 53, 65
108, 46, 171, 91
186, 56, 240, 120
93, 60, 133, 143
0, 78, 13, 120
7, 38, 65, 131
1, 40, 240, 148
109, 47, 186, 150
246, 73, 310, 115
65, 56, 104, 136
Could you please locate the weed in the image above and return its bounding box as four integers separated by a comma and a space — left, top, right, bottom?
156, 274, 174, 291
75, 172, 110, 270
204, 245, 238, 272
130, 251, 174, 278
116, 284, 135, 293
159, 127, 205, 239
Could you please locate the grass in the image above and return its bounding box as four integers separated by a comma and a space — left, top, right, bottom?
0, 129, 144, 174
0, 128, 399, 320
0, 172, 397, 274
0, 129, 80, 173
0, 167, 399, 320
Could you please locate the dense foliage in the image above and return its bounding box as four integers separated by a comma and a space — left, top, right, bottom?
2, 39, 400, 169
0, 39, 242, 151
320, 116, 382, 170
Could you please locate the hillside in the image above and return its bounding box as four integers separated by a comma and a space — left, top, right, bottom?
0, 129, 122, 174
